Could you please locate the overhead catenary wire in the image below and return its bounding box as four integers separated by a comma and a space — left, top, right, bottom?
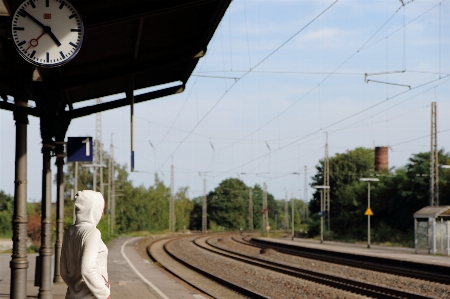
359, 0, 446, 52
214, 0, 415, 156
157, 0, 340, 172
216, 75, 450, 178
117, 0, 450, 199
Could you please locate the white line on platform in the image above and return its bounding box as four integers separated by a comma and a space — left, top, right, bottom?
121, 237, 170, 299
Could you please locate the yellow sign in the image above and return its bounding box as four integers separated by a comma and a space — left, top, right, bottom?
364, 208, 374, 216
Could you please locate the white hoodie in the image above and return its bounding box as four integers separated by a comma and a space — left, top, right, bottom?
61, 190, 110, 299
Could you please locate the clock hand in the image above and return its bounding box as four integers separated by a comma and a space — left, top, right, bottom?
25, 31, 45, 53
19, 9, 61, 47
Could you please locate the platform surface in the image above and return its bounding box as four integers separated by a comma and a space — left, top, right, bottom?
258, 237, 450, 267
0, 236, 207, 299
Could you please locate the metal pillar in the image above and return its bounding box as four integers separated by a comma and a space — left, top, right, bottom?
320, 190, 323, 244
414, 218, 418, 254
304, 165, 308, 221
110, 141, 115, 235
323, 132, 330, 235
93, 98, 103, 193
53, 146, 65, 283
169, 163, 175, 232
432, 218, 436, 254
291, 194, 294, 239
128, 77, 135, 172
430, 102, 438, 206
262, 183, 268, 234
446, 221, 449, 256
38, 145, 54, 299
284, 193, 289, 231
367, 182, 371, 249
11, 100, 29, 299
202, 178, 207, 233
248, 188, 253, 231
74, 162, 78, 194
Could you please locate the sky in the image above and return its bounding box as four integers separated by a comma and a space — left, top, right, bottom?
1, 0, 450, 203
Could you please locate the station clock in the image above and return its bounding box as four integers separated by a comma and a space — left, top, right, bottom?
11, 0, 84, 67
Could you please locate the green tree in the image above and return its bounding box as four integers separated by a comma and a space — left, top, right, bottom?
175, 187, 193, 231
208, 178, 249, 230
309, 147, 374, 239
372, 150, 450, 244
250, 184, 278, 231
309, 147, 450, 245
0, 191, 13, 236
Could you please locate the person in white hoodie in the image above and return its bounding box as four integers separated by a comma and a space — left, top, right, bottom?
61, 190, 110, 299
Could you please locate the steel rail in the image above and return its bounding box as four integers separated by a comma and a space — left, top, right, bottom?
147, 235, 268, 299
245, 237, 450, 285
195, 235, 434, 299
147, 236, 219, 298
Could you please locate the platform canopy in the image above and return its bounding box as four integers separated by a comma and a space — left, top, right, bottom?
414, 206, 450, 220
0, 0, 231, 118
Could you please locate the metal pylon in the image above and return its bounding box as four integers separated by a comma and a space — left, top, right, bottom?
262, 183, 268, 234
324, 133, 330, 233
430, 101, 439, 206
93, 98, 103, 193
249, 188, 253, 231
202, 178, 207, 233
170, 163, 175, 231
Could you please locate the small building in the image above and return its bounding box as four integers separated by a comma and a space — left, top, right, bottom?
414, 206, 450, 255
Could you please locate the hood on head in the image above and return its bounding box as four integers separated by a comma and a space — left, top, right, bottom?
74, 190, 104, 226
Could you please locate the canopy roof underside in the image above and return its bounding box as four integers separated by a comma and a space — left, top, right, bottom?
414, 206, 450, 219
0, 0, 231, 118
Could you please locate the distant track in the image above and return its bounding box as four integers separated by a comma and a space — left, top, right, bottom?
148, 233, 447, 299
195, 235, 433, 299
147, 235, 265, 299
246, 237, 450, 285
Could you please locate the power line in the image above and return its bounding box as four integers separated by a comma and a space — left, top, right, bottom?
390, 128, 450, 148
216, 75, 450, 178
215, 1, 409, 155
157, 0, 340, 172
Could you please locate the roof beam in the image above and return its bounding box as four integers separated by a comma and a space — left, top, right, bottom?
48, 51, 203, 92
66, 84, 184, 119
81, 0, 220, 29
0, 101, 39, 117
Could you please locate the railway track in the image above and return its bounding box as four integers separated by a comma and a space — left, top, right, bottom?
147, 235, 265, 299
244, 237, 450, 285
196, 235, 434, 299
148, 233, 442, 298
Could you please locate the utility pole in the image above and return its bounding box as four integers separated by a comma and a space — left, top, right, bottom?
202, 178, 207, 233
430, 101, 439, 206
284, 193, 289, 231
262, 182, 268, 234
304, 165, 308, 221
291, 193, 294, 239
93, 98, 103, 193
323, 132, 330, 235
170, 162, 175, 232
108, 133, 114, 237
248, 187, 253, 231
109, 138, 115, 235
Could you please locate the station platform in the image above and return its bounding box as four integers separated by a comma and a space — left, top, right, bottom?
0, 236, 207, 299
258, 237, 450, 267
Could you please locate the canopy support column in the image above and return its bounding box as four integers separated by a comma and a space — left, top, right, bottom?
10, 100, 29, 299
53, 144, 65, 283
38, 144, 54, 299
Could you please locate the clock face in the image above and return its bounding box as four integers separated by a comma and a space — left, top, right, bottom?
11, 0, 84, 67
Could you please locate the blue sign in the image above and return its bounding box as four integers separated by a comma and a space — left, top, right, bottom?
318, 211, 325, 217
67, 137, 93, 162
